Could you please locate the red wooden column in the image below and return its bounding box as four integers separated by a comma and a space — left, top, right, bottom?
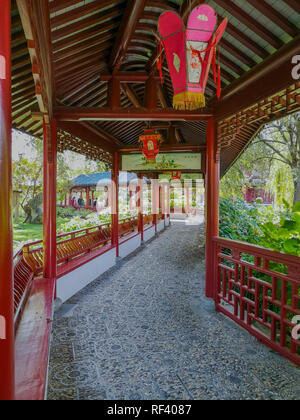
0, 0, 14, 400
152, 174, 158, 232
43, 119, 57, 280
205, 117, 220, 299
166, 184, 171, 218
111, 152, 119, 258
69, 189, 72, 207
185, 185, 190, 214
137, 174, 144, 241
85, 186, 90, 208
161, 184, 165, 220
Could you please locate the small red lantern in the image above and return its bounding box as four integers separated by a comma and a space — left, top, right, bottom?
171, 171, 182, 180
138, 129, 164, 163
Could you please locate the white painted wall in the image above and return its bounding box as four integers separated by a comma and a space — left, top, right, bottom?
165, 217, 170, 227
56, 248, 116, 303
157, 220, 165, 232
144, 225, 155, 242
56, 222, 168, 304
119, 234, 141, 258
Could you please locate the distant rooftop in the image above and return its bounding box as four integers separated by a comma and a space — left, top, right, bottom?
71, 172, 150, 188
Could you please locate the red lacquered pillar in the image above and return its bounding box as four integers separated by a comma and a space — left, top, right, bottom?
0, 0, 14, 400
151, 175, 158, 232
43, 119, 57, 280
111, 152, 119, 257
137, 174, 144, 241
205, 117, 220, 299
185, 186, 190, 214
85, 186, 90, 209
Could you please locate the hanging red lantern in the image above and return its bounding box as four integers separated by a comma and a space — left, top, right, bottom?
171, 171, 182, 180
158, 5, 227, 110
138, 129, 164, 163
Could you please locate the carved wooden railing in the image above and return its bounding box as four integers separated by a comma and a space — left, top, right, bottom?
143, 214, 154, 226
213, 237, 300, 367
13, 246, 35, 324
14, 218, 139, 320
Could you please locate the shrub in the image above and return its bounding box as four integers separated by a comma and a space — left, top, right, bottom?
260, 202, 300, 257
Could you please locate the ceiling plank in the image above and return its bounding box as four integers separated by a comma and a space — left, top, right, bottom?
283, 0, 300, 14
246, 0, 298, 37
214, 0, 283, 49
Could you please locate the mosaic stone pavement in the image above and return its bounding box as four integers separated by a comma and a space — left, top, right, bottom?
47, 222, 300, 400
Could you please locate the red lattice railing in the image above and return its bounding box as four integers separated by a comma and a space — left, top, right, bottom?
213, 237, 300, 367
14, 218, 139, 322
13, 247, 35, 324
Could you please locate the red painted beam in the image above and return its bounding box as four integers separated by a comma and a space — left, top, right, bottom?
205, 118, 219, 299
57, 121, 118, 153
43, 119, 57, 280
0, 0, 14, 401
54, 107, 213, 122
100, 72, 162, 83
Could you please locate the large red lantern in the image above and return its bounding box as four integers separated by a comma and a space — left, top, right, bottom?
158, 4, 227, 110
138, 129, 164, 163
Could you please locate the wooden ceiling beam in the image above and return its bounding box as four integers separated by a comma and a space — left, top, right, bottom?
54, 107, 213, 122
17, 0, 54, 116
109, 0, 147, 73
120, 83, 142, 108
100, 72, 161, 83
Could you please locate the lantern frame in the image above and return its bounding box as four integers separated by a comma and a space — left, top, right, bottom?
157, 5, 227, 110
138, 129, 164, 163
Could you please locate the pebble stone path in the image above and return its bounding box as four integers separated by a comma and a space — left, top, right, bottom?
47, 222, 300, 400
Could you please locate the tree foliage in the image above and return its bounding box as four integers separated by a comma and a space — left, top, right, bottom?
220, 112, 300, 208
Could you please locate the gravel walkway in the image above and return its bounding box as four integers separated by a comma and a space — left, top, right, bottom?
47, 223, 300, 400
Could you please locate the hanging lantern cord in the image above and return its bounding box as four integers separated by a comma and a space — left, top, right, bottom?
153, 31, 164, 85
190, 38, 222, 99
157, 39, 164, 85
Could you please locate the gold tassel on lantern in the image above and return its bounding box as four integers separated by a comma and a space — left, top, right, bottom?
173, 91, 206, 110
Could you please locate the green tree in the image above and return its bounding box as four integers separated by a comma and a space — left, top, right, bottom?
253, 112, 300, 205
13, 136, 43, 211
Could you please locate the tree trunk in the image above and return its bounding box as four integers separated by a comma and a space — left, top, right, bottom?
294, 118, 300, 205
294, 158, 300, 204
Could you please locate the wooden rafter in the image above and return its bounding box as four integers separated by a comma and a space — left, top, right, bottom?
17, 0, 54, 117
109, 0, 147, 73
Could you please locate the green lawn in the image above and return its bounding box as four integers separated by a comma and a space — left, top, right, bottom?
13, 217, 68, 249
